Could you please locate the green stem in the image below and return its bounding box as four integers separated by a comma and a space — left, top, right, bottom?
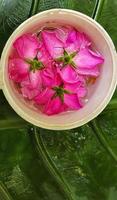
0, 182, 13, 200
89, 119, 117, 163
32, 127, 75, 200
92, 0, 105, 20
29, 0, 40, 17
92, 0, 99, 19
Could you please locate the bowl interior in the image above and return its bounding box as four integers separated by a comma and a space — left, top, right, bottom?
3, 9, 114, 129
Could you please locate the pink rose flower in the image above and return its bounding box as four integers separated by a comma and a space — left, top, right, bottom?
34, 68, 86, 115
9, 34, 42, 83
41, 29, 104, 77
9, 34, 53, 98
35, 86, 82, 115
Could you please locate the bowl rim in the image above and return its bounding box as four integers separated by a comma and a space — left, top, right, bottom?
0, 8, 117, 130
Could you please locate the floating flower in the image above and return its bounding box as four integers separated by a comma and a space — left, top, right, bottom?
35, 83, 82, 115
9, 34, 53, 95
41, 30, 104, 77
34, 67, 86, 115
9, 34, 44, 84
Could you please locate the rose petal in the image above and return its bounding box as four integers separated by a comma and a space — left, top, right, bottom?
55, 26, 71, 42
77, 86, 87, 98
77, 32, 91, 48
64, 80, 85, 93
14, 34, 39, 59
37, 43, 51, 65
44, 97, 64, 115
73, 48, 104, 69
20, 77, 30, 87
54, 71, 63, 86
21, 76, 41, 100
88, 49, 104, 59
41, 67, 55, 88
21, 86, 40, 100
41, 31, 64, 58
58, 65, 80, 83
29, 70, 42, 89
40, 66, 62, 88
64, 93, 81, 109
77, 66, 100, 77
64, 78, 87, 97
66, 29, 77, 44
34, 88, 54, 105
65, 30, 91, 53
9, 58, 29, 82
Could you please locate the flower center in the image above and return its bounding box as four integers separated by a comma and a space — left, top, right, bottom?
56, 49, 77, 68
26, 58, 44, 72
52, 86, 71, 102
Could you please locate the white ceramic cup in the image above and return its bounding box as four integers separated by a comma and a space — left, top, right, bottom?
0, 9, 117, 130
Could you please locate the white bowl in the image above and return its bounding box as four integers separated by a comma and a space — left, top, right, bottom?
0, 9, 117, 130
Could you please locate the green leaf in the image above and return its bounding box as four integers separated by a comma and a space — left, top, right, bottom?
32, 127, 75, 200
89, 119, 117, 163
0, 91, 27, 130
37, 0, 96, 16
0, 182, 13, 200
0, 0, 32, 55
37, 122, 117, 200
94, 0, 117, 49
0, 128, 71, 200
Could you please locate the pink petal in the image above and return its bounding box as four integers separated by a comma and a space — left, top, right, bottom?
88, 49, 104, 59
58, 65, 80, 83
20, 77, 30, 87
44, 97, 64, 115
52, 66, 63, 86
66, 29, 77, 44
21, 77, 41, 99
77, 32, 91, 48
55, 26, 71, 43
77, 86, 87, 98
34, 88, 54, 105
64, 81, 84, 93
41, 67, 55, 88
41, 31, 64, 58
9, 58, 29, 82
54, 72, 63, 86
13, 34, 39, 59
21, 86, 40, 100
40, 66, 62, 88
73, 48, 104, 69
64, 93, 81, 109
21, 72, 42, 90
29, 71, 42, 89
37, 43, 52, 65
77, 66, 100, 77
65, 30, 91, 53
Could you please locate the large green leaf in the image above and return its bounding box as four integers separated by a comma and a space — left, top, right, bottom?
0, 128, 70, 200
0, 0, 32, 55
0, 0, 117, 200
32, 121, 117, 200
94, 0, 117, 49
